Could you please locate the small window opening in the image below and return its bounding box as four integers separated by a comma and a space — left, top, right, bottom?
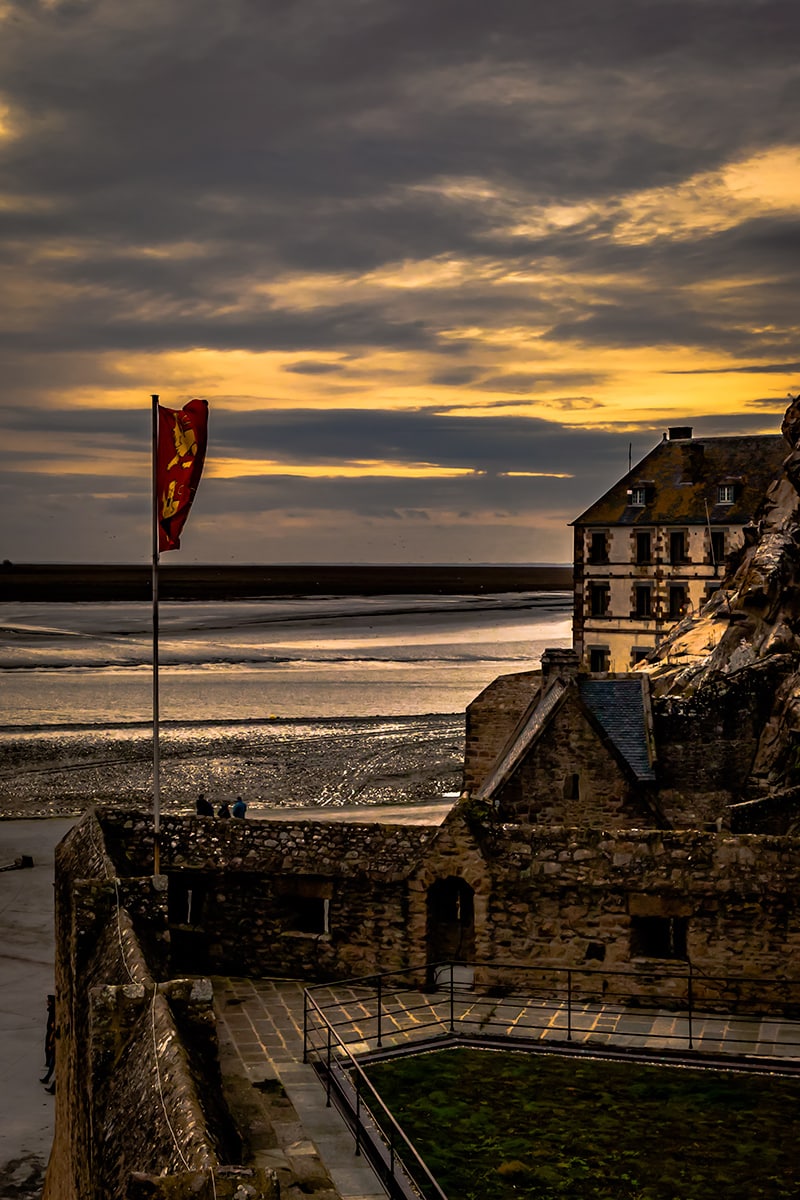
630, 486, 647, 506
275, 876, 332, 935
669, 585, 687, 619
631, 916, 687, 959
168, 874, 207, 927
634, 585, 652, 618
590, 582, 610, 617
589, 532, 609, 563
718, 483, 735, 505
285, 895, 329, 935
710, 530, 726, 566
631, 647, 650, 665
669, 530, 687, 564
563, 773, 580, 800
635, 531, 651, 564
589, 647, 609, 673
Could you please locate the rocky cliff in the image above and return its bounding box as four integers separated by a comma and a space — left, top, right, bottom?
645, 401, 800, 801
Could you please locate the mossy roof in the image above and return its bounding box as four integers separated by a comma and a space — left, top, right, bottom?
572, 434, 785, 527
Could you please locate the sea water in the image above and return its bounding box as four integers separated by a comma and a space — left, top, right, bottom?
0, 592, 571, 728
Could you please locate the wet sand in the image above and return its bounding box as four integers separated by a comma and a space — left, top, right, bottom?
0, 714, 465, 819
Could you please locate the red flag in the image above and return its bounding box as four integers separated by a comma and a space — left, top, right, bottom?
156, 398, 208, 553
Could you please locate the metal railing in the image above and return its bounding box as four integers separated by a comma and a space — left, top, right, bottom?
304, 983, 448, 1199
303, 960, 800, 1198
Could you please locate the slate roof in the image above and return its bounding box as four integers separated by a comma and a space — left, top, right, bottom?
475, 673, 656, 803
578, 678, 655, 783
571, 434, 785, 527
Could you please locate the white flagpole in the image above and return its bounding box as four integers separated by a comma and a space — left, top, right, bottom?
151, 394, 161, 875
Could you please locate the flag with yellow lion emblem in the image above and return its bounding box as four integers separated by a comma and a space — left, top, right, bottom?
156, 398, 209, 552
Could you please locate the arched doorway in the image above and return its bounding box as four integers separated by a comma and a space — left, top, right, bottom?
426, 877, 475, 987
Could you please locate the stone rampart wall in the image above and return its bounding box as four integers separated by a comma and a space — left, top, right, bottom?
97, 809, 800, 1009
103, 809, 434, 879
45, 814, 277, 1200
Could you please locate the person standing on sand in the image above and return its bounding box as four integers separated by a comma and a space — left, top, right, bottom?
232, 797, 247, 818
218, 801, 231, 818
196, 793, 214, 816
41, 994, 56, 1092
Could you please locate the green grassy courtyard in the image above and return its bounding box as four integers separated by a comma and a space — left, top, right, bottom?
363, 1047, 799, 1199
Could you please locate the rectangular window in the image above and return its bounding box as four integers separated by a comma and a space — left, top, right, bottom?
588, 531, 608, 563
588, 646, 609, 673
718, 483, 735, 505
167, 873, 208, 928
630, 486, 646, 506
710, 530, 726, 566
631, 647, 651, 665
631, 916, 687, 959
669, 585, 687, 619
562, 773, 580, 800
635, 531, 651, 564
285, 895, 329, 934
589, 582, 610, 617
275, 876, 332, 935
669, 530, 687, 564
634, 585, 652, 618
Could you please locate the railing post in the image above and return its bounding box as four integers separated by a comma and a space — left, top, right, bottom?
389, 1123, 395, 1181
687, 963, 694, 1051
303, 992, 308, 1064
355, 1074, 361, 1157
449, 962, 455, 1034
326, 1025, 332, 1107
567, 969, 573, 1042
377, 974, 383, 1048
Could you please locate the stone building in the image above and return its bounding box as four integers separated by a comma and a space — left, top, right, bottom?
571, 425, 785, 671
45, 402, 800, 1199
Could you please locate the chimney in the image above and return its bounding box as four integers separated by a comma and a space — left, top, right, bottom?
668, 426, 693, 440
540, 647, 580, 687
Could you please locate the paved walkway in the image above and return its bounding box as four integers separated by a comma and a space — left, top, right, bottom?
215, 977, 388, 1200
214, 976, 800, 1199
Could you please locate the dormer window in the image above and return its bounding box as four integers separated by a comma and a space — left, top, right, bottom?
630, 486, 647, 506
717, 483, 735, 505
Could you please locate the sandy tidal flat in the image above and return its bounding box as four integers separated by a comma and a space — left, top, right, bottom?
0, 715, 465, 819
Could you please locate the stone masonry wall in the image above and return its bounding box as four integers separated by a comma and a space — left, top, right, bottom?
98, 808, 800, 1010
103, 809, 434, 880
493, 691, 656, 828
465, 821, 800, 1009
100, 810, 430, 981
653, 662, 781, 827
463, 670, 541, 794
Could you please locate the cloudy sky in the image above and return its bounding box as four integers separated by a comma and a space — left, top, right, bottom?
2, 0, 799, 564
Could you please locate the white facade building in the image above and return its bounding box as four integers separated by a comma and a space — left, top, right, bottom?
571, 426, 786, 672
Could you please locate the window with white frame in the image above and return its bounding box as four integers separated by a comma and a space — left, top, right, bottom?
717, 483, 735, 505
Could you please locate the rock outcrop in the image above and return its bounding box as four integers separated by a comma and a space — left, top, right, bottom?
645, 401, 800, 798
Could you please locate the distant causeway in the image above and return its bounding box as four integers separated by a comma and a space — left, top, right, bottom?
0, 562, 572, 602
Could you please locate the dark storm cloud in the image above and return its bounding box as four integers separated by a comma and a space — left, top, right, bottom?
0, 0, 798, 370
2, 0, 800, 560
208, 406, 654, 477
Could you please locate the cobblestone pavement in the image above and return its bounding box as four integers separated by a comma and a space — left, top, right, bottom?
214, 976, 800, 1198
